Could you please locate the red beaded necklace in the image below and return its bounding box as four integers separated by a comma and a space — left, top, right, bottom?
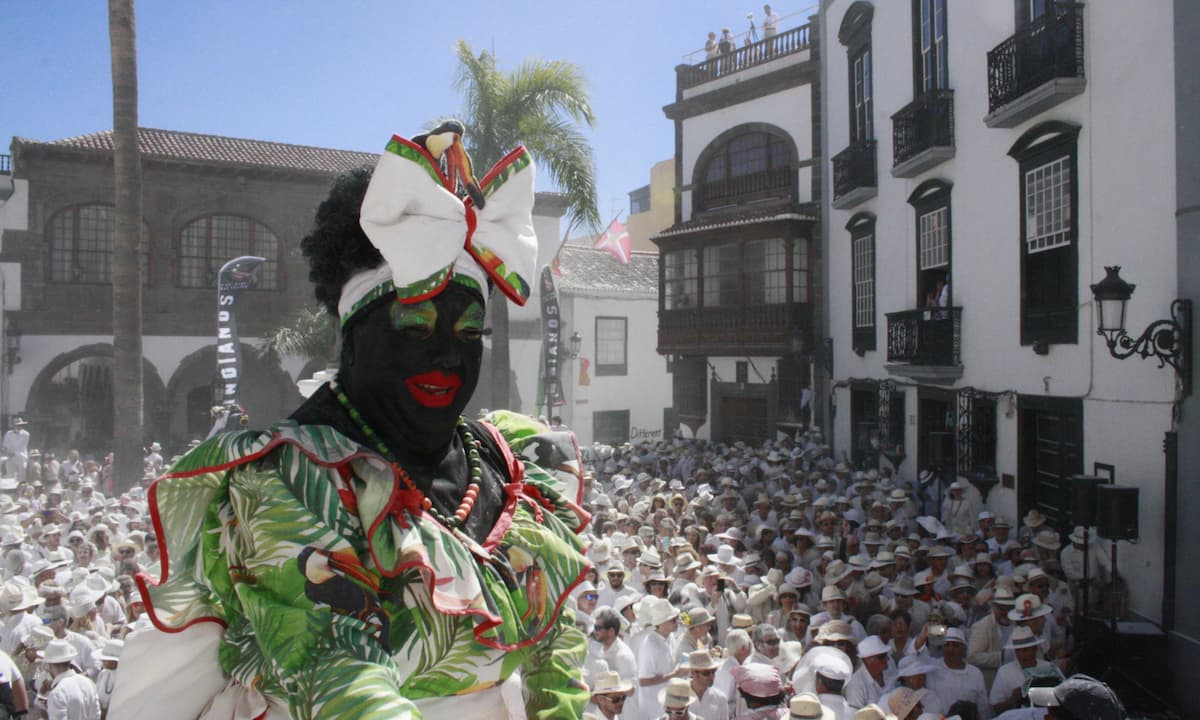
331, 378, 484, 529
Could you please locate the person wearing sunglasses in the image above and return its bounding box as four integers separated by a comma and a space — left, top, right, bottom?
683, 649, 728, 720
591, 608, 637, 693
588, 669, 635, 720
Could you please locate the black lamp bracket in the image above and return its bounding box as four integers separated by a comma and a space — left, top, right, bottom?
1099, 299, 1191, 394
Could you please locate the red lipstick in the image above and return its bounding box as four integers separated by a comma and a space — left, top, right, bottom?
404, 371, 463, 408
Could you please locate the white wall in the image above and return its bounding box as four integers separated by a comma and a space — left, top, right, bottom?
680, 84, 816, 218
559, 294, 672, 447
823, 0, 1179, 621
0, 178, 30, 245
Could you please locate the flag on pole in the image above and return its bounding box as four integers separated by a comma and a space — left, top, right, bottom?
593, 216, 631, 264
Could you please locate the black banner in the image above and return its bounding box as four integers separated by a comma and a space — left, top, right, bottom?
539, 266, 565, 409
210, 256, 265, 436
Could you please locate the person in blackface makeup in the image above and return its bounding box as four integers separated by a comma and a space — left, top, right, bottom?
110, 125, 592, 720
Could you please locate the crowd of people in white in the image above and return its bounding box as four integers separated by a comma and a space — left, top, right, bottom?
0, 413, 1129, 720
567, 425, 1123, 720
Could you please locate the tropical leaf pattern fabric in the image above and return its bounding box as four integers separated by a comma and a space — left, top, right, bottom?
137, 420, 591, 719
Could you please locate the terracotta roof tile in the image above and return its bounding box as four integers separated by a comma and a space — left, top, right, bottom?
556, 245, 658, 298
17, 127, 377, 175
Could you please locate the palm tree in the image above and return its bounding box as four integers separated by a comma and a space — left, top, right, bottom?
109, 0, 144, 489
258, 306, 338, 371
451, 40, 600, 411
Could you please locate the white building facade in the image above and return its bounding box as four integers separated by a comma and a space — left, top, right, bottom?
821, 0, 1182, 626
655, 16, 824, 444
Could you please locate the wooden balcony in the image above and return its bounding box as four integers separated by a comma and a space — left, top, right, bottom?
832, 140, 876, 210
696, 167, 793, 211
891, 89, 955, 178
659, 302, 812, 357
885, 306, 963, 384
985, 3, 1086, 128
678, 25, 812, 92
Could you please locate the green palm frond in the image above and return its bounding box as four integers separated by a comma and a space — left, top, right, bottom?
257, 305, 338, 367
452, 40, 599, 234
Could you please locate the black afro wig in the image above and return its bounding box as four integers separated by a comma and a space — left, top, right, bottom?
300, 166, 384, 316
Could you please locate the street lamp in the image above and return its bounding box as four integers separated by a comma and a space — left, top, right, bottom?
568, 331, 582, 359
1089, 265, 1191, 395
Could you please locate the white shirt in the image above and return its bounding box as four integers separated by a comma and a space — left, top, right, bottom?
46, 669, 101, 720
930, 660, 992, 720
844, 663, 885, 709
989, 660, 1062, 708
692, 684, 730, 720
637, 632, 675, 720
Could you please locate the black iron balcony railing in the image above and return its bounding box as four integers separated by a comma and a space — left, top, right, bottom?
696, 166, 793, 210
660, 302, 812, 355
679, 25, 811, 91
886, 306, 962, 366
832, 140, 876, 202
987, 3, 1085, 114
892, 89, 955, 168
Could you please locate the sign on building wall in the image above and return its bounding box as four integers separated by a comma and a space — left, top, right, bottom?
539, 266, 565, 410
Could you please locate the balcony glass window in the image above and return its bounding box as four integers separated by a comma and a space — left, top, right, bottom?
917, 0, 948, 92
49, 205, 149, 284
703, 244, 740, 307
853, 233, 875, 329
852, 49, 874, 142
595, 316, 628, 376
664, 249, 698, 309
919, 208, 949, 270
1024, 156, 1071, 254
847, 213, 877, 353
793, 238, 810, 303
744, 238, 788, 305
1009, 121, 1080, 346
179, 215, 280, 289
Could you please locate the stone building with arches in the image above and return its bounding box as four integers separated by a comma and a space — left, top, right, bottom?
653, 11, 823, 443
0, 128, 574, 460
0, 128, 372, 458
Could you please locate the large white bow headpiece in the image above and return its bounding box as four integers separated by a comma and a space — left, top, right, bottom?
338, 135, 537, 323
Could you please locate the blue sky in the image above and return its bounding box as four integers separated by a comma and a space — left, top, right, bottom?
1, 1, 816, 233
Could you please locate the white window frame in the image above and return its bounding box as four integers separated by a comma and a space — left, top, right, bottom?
918, 206, 949, 270
1024, 156, 1072, 254
853, 233, 875, 328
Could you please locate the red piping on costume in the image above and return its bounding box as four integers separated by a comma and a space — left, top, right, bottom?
392, 134, 452, 190
138, 431, 401, 635
471, 145, 530, 192
140, 422, 592, 654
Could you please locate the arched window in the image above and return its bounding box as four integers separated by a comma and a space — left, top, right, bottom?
48, 205, 150, 284
178, 215, 281, 290
696, 130, 792, 211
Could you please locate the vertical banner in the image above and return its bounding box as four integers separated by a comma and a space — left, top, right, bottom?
209, 256, 265, 437
539, 266, 565, 413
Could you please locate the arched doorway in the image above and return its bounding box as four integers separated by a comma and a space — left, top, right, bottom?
167, 343, 300, 449
25, 345, 167, 459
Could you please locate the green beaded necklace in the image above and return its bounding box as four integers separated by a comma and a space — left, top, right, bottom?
330, 377, 484, 529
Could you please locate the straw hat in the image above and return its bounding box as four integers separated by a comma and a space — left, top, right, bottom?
0, 581, 43, 612
885, 687, 927, 719
731, 613, 754, 629
790, 692, 835, 720
590, 670, 633, 696
814, 620, 854, 643
821, 585, 846, 604
1005, 625, 1043, 650
37, 638, 78, 664
681, 606, 715, 628
97, 638, 124, 663
645, 598, 680, 627
854, 704, 898, 720
658, 677, 698, 709
684, 649, 721, 671
1034, 530, 1062, 550
1024, 509, 1046, 528
1009, 593, 1052, 621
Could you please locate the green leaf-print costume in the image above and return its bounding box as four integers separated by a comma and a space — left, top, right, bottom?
136, 417, 592, 719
